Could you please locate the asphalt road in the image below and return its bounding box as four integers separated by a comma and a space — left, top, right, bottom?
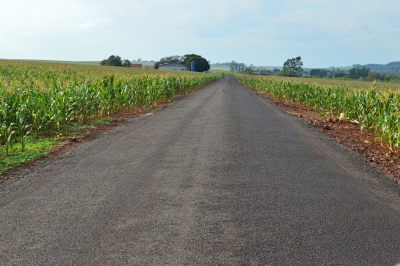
1, 76, 400, 265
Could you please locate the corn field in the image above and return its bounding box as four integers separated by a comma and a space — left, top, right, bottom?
0, 61, 222, 157
236, 75, 400, 153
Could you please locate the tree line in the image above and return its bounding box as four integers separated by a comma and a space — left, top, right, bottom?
100, 55, 132, 67
310, 66, 396, 81
153, 54, 210, 72
278, 57, 397, 81
229, 61, 246, 72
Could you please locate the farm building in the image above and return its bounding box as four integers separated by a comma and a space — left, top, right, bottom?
130, 64, 142, 68
159, 63, 189, 71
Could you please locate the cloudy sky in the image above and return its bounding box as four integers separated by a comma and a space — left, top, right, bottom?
1, 0, 399, 68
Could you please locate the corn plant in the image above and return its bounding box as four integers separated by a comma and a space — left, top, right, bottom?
0, 123, 16, 157
0, 60, 222, 157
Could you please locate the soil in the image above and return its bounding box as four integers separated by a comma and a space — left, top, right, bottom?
1, 88, 400, 185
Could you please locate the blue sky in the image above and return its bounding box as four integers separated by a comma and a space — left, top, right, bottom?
1, 0, 399, 68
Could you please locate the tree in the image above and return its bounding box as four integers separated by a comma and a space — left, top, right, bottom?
229, 61, 247, 72
154, 55, 184, 69
334, 72, 346, 78
122, 59, 131, 67
230, 60, 236, 71
154, 54, 211, 72
367, 71, 381, 81
282, 56, 303, 77
242, 67, 254, 74
366, 71, 395, 82
100, 55, 122, 66
183, 54, 210, 72
348, 66, 370, 79
310, 69, 328, 78
238, 63, 245, 72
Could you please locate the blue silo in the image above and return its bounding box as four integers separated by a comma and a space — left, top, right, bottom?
191, 61, 196, 72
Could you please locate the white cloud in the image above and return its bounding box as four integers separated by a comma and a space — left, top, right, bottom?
345, 22, 355, 33
74, 18, 113, 31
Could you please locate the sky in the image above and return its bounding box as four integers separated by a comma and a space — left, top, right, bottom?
1, 0, 399, 68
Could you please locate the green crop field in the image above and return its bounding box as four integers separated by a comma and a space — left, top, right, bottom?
0, 60, 222, 172
264, 75, 400, 91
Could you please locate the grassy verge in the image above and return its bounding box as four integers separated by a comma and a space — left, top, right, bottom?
0, 138, 58, 172
0, 118, 114, 174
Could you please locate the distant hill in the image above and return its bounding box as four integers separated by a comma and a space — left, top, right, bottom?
353, 61, 400, 74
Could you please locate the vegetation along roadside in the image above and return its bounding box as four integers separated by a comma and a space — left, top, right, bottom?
0, 60, 222, 182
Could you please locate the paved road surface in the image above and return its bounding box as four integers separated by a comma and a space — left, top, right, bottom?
1, 76, 400, 265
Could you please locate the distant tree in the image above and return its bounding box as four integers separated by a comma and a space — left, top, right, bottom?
241, 67, 254, 74
100, 55, 122, 66
367, 71, 381, 81
230, 60, 236, 71
282, 56, 303, 77
154, 55, 184, 69
348, 66, 370, 79
259, 69, 274, 75
229, 61, 247, 72
385, 74, 395, 81
153, 54, 210, 72
122, 59, 131, 67
238, 63, 246, 72
276, 70, 285, 76
348, 67, 358, 78
183, 54, 210, 72
310, 69, 328, 78
358, 67, 369, 78
334, 72, 346, 78
366, 71, 395, 81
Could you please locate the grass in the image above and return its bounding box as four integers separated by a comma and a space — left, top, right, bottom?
0, 137, 59, 172
0, 117, 114, 173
